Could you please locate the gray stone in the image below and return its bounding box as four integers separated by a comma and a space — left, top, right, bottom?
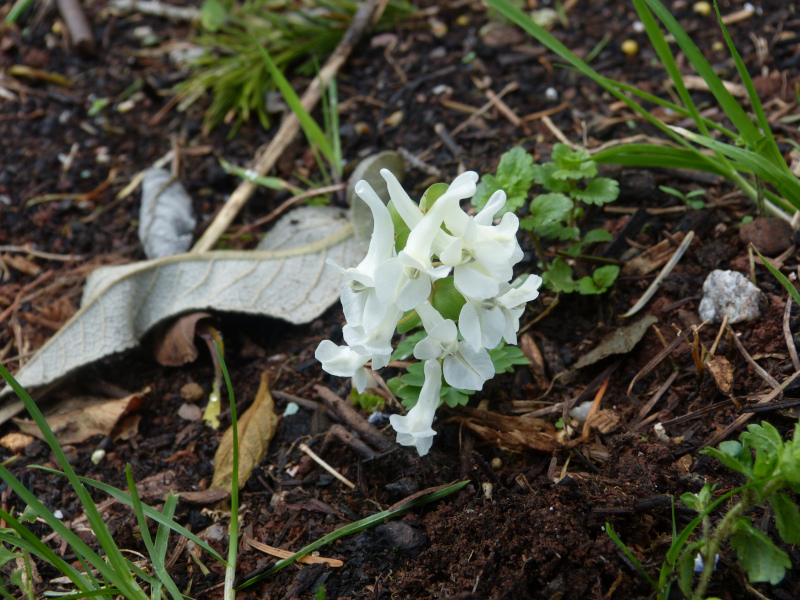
698, 270, 764, 324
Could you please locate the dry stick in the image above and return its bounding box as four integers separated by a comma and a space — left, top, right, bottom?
700, 370, 800, 451
191, 0, 386, 253
298, 442, 356, 489
56, 0, 96, 55
632, 370, 678, 430
783, 295, 800, 372
727, 325, 781, 390
314, 385, 393, 453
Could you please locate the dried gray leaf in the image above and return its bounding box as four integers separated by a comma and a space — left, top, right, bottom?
139, 168, 197, 259
1, 206, 363, 403
574, 315, 658, 369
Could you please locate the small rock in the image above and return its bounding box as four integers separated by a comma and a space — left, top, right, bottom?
177, 402, 202, 421
378, 521, 427, 557
698, 270, 764, 324
739, 217, 793, 256
181, 382, 204, 402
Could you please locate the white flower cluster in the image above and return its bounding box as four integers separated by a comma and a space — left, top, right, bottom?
316, 169, 542, 456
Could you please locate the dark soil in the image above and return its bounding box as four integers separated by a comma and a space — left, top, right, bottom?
2, 1, 800, 599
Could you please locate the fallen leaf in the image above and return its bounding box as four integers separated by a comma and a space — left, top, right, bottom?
211, 372, 278, 491
139, 168, 197, 259
574, 315, 658, 369
622, 232, 685, 277
13, 388, 148, 445
0, 431, 35, 453
1, 206, 363, 405
707, 355, 734, 395
449, 407, 557, 453
244, 534, 343, 567
152, 312, 213, 366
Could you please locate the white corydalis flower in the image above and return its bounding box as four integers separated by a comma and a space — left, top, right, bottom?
376, 169, 479, 310
328, 180, 395, 330
439, 190, 524, 300
389, 359, 442, 456
314, 340, 370, 393
413, 302, 494, 391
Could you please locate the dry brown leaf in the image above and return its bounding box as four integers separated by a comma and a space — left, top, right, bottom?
211, 372, 278, 491
152, 312, 213, 366
449, 407, 557, 453
0, 431, 35, 453
707, 355, 734, 395
244, 534, 343, 567
13, 388, 148, 445
574, 315, 658, 369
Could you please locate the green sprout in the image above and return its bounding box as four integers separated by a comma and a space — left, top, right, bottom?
659, 185, 706, 210
473, 144, 621, 296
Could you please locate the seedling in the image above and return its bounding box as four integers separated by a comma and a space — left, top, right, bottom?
659, 185, 706, 210
608, 422, 800, 599
485, 0, 800, 220
472, 144, 621, 295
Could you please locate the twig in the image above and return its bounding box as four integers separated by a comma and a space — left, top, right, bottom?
56, 0, 96, 55
0, 246, 84, 262
727, 325, 781, 390
632, 371, 678, 430
109, 0, 199, 21
191, 0, 387, 253
298, 442, 355, 489
314, 385, 393, 452
783, 295, 800, 372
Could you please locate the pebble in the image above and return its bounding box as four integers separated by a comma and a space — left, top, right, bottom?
739, 217, 793, 256
698, 270, 764, 324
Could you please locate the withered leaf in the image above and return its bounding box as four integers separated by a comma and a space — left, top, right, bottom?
211, 372, 278, 491
152, 312, 212, 367
449, 407, 557, 453
575, 315, 658, 369
707, 355, 734, 395
13, 388, 147, 445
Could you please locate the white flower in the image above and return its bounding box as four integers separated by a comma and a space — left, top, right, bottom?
314, 340, 370, 393
439, 190, 524, 299
375, 169, 479, 310
413, 302, 494, 390
458, 275, 542, 351
328, 180, 395, 330
342, 303, 403, 370
389, 359, 442, 456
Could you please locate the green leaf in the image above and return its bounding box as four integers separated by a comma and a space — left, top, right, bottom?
200, 0, 228, 32
529, 193, 572, 228
431, 277, 466, 322
473, 147, 535, 215
488, 343, 530, 374
730, 517, 791, 584
542, 257, 577, 293
769, 493, 800, 545
572, 177, 619, 206
350, 389, 385, 413
702, 443, 751, 476
550, 144, 597, 180
391, 330, 427, 361
531, 163, 571, 194
419, 183, 450, 213
576, 265, 619, 295
442, 386, 472, 408
677, 541, 704, 597
755, 246, 800, 314
741, 422, 784, 456
582, 228, 613, 244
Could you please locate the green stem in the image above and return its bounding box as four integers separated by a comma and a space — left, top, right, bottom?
530, 231, 549, 272
694, 477, 784, 598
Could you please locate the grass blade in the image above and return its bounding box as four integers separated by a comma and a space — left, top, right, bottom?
0, 364, 145, 598
216, 341, 238, 600
237, 480, 470, 590
642, 0, 761, 146
30, 466, 228, 566
755, 247, 800, 307
253, 39, 334, 164
126, 465, 183, 600
671, 127, 800, 209
0, 527, 91, 593
712, 0, 784, 167
606, 523, 657, 588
